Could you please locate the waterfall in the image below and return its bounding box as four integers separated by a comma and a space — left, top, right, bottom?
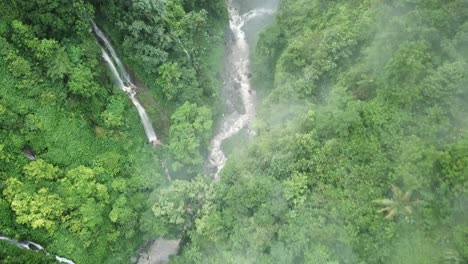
92, 23, 161, 146
92, 23, 131, 84
207, 2, 276, 180
0, 235, 75, 264
241, 8, 275, 23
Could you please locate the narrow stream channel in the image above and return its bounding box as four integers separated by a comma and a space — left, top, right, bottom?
207, 0, 277, 179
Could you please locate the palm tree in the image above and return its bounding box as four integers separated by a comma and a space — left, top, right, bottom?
444, 249, 464, 264
373, 184, 421, 220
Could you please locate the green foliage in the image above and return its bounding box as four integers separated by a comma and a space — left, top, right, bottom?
94, 0, 225, 141
388, 228, 444, 264
101, 95, 127, 129
23, 159, 61, 183
182, 0, 227, 18
373, 185, 422, 221
3, 177, 65, 232
440, 137, 468, 191
156, 62, 201, 103
46, 47, 72, 82
112, 0, 172, 74
173, 0, 468, 263
3, 0, 467, 263
168, 102, 212, 173
68, 64, 100, 97
0, 241, 56, 263
152, 176, 214, 233
0, 0, 224, 261
283, 172, 309, 206
9, 0, 93, 39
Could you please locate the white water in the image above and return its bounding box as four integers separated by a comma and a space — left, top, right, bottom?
0, 235, 75, 263
242, 8, 276, 23
93, 23, 131, 84
207, 3, 276, 180
93, 24, 161, 146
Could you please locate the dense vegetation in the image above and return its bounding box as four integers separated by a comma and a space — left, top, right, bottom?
153, 0, 468, 263
0, 0, 225, 263
0, 241, 55, 263
1, 0, 467, 263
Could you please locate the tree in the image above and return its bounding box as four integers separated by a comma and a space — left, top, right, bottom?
283, 172, 309, 206
59, 166, 109, 247
382, 41, 433, 107
10, 0, 93, 38
168, 102, 212, 172
0, 241, 56, 263
388, 229, 444, 264
101, 95, 126, 129
3, 178, 65, 232
181, 0, 227, 18
68, 64, 100, 97
46, 47, 72, 82
156, 62, 201, 103
373, 185, 422, 220
152, 176, 214, 232
23, 159, 61, 183
109, 195, 138, 238
116, 0, 172, 74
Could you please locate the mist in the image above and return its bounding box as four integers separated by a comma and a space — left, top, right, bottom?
1, 0, 467, 263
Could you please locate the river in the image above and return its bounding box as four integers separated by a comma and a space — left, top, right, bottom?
4, 1, 277, 262
207, 0, 277, 179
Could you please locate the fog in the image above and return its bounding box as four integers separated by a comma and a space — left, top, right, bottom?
207, 0, 279, 178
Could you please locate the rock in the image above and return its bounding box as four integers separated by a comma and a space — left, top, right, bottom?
23, 148, 36, 161
137, 240, 180, 264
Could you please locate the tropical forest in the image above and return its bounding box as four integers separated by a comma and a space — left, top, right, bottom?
0, 0, 467, 263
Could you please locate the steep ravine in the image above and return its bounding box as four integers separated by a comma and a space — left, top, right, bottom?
136, 1, 278, 263
207, 0, 277, 180
4, 1, 277, 263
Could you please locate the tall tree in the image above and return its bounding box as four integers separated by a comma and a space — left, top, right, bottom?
168, 102, 212, 172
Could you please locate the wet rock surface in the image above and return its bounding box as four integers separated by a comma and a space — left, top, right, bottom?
207, 0, 277, 179
136, 240, 180, 264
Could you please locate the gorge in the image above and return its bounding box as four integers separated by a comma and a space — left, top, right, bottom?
208, 0, 277, 179
3, 0, 463, 263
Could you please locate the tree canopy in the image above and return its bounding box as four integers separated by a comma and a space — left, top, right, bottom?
0, 0, 467, 263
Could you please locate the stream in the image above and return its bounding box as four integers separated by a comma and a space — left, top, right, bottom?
207, 0, 277, 179
4, 1, 277, 263
0, 235, 75, 263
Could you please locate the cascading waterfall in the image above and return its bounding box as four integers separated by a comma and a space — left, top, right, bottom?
3, 24, 164, 264
241, 8, 275, 23
93, 23, 131, 84
92, 23, 161, 146
0, 235, 75, 264
207, 1, 276, 180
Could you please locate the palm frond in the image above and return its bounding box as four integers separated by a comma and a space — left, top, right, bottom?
373, 184, 422, 220
372, 198, 396, 206
391, 184, 402, 198
403, 191, 412, 202
404, 205, 413, 215
384, 209, 397, 220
